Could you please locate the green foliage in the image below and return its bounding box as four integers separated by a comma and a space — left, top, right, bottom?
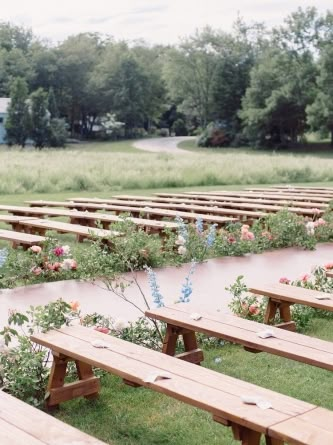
226, 275, 314, 331
30, 87, 50, 148
197, 122, 231, 147
0, 299, 74, 406
172, 118, 188, 136
5, 77, 31, 147
48, 118, 67, 147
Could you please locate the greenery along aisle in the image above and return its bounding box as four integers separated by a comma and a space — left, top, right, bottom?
0, 208, 333, 289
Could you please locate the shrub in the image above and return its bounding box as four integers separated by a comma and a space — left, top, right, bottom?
197, 122, 231, 147
172, 118, 188, 136
48, 118, 68, 147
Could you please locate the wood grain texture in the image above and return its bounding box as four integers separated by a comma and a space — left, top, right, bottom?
146, 304, 333, 371
0, 391, 107, 444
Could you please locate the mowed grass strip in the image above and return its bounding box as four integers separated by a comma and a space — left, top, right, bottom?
55, 317, 333, 445
3, 141, 333, 194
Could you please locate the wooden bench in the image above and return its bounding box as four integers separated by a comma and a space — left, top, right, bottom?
24, 201, 238, 226
105, 194, 328, 210
145, 303, 333, 371
248, 283, 333, 328
0, 391, 107, 444
31, 325, 332, 445
0, 205, 179, 235
157, 191, 332, 203
247, 187, 333, 197
29, 199, 263, 222
17, 218, 122, 243
0, 228, 45, 249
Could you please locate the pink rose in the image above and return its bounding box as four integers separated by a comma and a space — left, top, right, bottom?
53, 246, 64, 257
241, 224, 250, 233
324, 263, 333, 270
228, 235, 236, 244
30, 245, 42, 254
279, 277, 290, 284
311, 208, 321, 215
94, 326, 110, 334
241, 231, 255, 241
31, 267, 42, 276
70, 300, 80, 311
300, 273, 310, 282
262, 231, 273, 240
249, 304, 260, 315
314, 218, 326, 227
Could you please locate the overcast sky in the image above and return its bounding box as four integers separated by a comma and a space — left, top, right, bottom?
2, 0, 332, 44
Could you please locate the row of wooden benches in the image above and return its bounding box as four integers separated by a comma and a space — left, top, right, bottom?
24, 278, 333, 444
26, 196, 325, 218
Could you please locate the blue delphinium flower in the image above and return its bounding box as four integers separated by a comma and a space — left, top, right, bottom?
178, 261, 197, 303
195, 217, 204, 235
175, 215, 188, 241
0, 248, 8, 269
145, 266, 165, 308
206, 224, 217, 248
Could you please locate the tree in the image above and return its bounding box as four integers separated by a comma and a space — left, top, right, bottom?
30, 88, 50, 149
307, 44, 333, 145
106, 57, 150, 136
48, 87, 59, 118
163, 27, 220, 127
5, 77, 30, 147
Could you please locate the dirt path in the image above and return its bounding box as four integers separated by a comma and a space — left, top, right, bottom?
133, 136, 195, 154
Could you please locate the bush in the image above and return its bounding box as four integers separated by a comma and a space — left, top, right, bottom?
48, 118, 68, 147
159, 128, 169, 137
172, 118, 188, 136
197, 122, 231, 147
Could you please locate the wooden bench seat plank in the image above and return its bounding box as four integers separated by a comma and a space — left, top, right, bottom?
0, 418, 44, 445
247, 187, 333, 196
0, 391, 107, 444
0, 229, 45, 247
25, 202, 238, 225
181, 192, 332, 203
31, 326, 314, 430
0, 215, 37, 223
248, 283, 333, 311
18, 218, 120, 239
0, 205, 178, 232
145, 304, 333, 370
58, 199, 264, 219
269, 407, 333, 445
69, 195, 328, 210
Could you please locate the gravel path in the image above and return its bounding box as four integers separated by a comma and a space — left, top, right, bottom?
133, 136, 196, 154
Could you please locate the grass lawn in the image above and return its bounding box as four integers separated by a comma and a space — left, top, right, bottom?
2, 139, 333, 195
55, 317, 333, 445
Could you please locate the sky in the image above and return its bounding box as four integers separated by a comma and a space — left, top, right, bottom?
1, 0, 332, 45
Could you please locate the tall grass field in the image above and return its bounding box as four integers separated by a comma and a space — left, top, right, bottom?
2, 141, 333, 194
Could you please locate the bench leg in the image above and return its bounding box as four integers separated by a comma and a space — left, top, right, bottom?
265, 437, 284, 445
162, 324, 179, 356
45, 352, 100, 409
264, 299, 279, 324
162, 325, 204, 365
231, 424, 262, 445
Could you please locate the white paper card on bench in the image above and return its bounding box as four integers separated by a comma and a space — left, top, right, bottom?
190, 313, 202, 321
143, 371, 172, 383
91, 340, 109, 348
241, 396, 272, 410
256, 329, 276, 339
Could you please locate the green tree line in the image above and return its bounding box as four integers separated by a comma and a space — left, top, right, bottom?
1, 6, 333, 148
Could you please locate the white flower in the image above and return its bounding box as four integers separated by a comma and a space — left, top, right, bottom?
306, 221, 315, 236
61, 259, 73, 270
113, 318, 127, 332
175, 235, 186, 246
62, 245, 71, 255
178, 246, 187, 255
